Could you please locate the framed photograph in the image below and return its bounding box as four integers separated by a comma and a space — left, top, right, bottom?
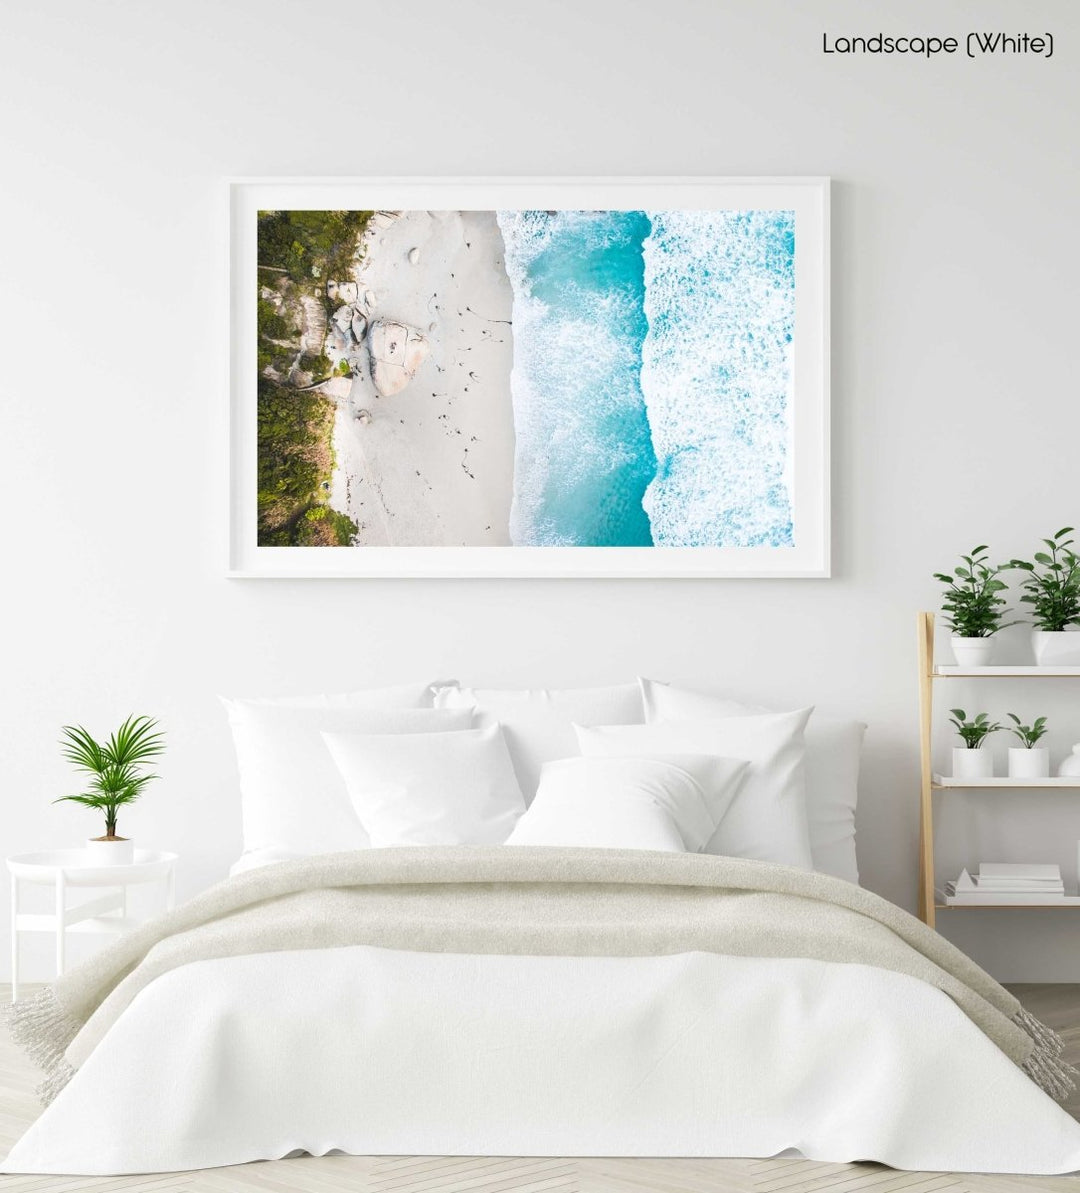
228, 177, 829, 577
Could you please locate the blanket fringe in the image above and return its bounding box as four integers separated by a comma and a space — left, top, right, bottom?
1014, 1006, 1077, 1101
36, 1059, 76, 1107
3, 987, 80, 1106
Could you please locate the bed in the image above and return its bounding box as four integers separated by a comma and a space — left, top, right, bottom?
5, 679, 1080, 1176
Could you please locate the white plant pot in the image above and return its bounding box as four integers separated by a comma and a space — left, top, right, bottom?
1059, 745, 1080, 778
953, 747, 994, 780
84, 837, 134, 866
1032, 629, 1080, 666
951, 636, 994, 667
1008, 747, 1050, 779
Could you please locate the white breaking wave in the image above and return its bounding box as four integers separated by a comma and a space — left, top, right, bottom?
640, 209, 796, 548
497, 210, 656, 547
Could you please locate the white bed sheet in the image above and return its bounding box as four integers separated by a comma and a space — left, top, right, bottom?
6, 946, 1080, 1176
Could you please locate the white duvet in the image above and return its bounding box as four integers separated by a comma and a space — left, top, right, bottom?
6, 945, 1080, 1175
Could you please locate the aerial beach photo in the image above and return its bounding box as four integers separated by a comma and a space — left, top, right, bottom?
255, 205, 797, 551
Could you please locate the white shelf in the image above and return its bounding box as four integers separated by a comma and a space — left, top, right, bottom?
14, 913, 143, 933
933, 774, 1080, 788
933, 665, 1080, 677
936, 897, 1080, 909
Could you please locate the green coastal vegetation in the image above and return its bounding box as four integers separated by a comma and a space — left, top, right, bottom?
257, 380, 353, 546
255, 209, 372, 546
257, 210, 371, 287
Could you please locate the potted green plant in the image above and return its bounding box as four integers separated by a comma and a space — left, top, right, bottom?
948, 709, 1002, 780
55, 715, 165, 865
1009, 528, 1080, 666
933, 546, 1016, 667
1006, 714, 1050, 779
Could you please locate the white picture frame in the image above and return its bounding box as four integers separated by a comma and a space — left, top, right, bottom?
229, 177, 830, 578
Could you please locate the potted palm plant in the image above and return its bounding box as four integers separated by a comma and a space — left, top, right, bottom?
949, 709, 1001, 780
934, 546, 1016, 667
1006, 714, 1050, 779
55, 715, 165, 865
1009, 528, 1080, 665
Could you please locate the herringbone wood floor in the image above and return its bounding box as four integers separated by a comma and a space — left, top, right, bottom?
1, 984, 1078, 1193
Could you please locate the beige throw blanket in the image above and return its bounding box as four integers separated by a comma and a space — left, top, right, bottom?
8, 846, 1076, 1104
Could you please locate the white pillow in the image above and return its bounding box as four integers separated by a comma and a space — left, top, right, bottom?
221, 700, 473, 856
505, 755, 748, 853
229, 846, 306, 876
639, 678, 865, 883
240, 681, 444, 709
432, 683, 644, 800
575, 708, 813, 869
324, 724, 526, 847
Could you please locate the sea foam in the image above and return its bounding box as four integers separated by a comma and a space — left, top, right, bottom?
498, 207, 796, 550
640, 209, 796, 547
497, 210, 656, 547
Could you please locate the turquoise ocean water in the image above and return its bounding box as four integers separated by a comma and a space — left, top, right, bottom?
496, 209, 795, 548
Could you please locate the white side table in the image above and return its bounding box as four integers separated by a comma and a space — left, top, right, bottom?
8, 849, 177, 1001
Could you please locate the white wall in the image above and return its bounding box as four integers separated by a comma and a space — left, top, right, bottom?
2, 0, 1078, 980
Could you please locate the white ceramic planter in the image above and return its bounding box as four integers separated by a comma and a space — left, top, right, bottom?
1008, 747, 1050, 779
953, 747, 994, 780
951, 636, 994, 667
1059, 745, 1080, 778
84, 837, 135, 866
1032, 629, 1080, 666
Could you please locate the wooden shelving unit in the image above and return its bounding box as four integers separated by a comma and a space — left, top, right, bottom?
917, 611, 1080, 927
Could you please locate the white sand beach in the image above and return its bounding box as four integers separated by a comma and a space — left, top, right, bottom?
326, 210, 515, 546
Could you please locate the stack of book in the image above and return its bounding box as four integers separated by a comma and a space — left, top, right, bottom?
941, 863, 1070, 905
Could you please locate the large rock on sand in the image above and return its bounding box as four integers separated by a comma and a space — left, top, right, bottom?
368, 319, 429, 397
